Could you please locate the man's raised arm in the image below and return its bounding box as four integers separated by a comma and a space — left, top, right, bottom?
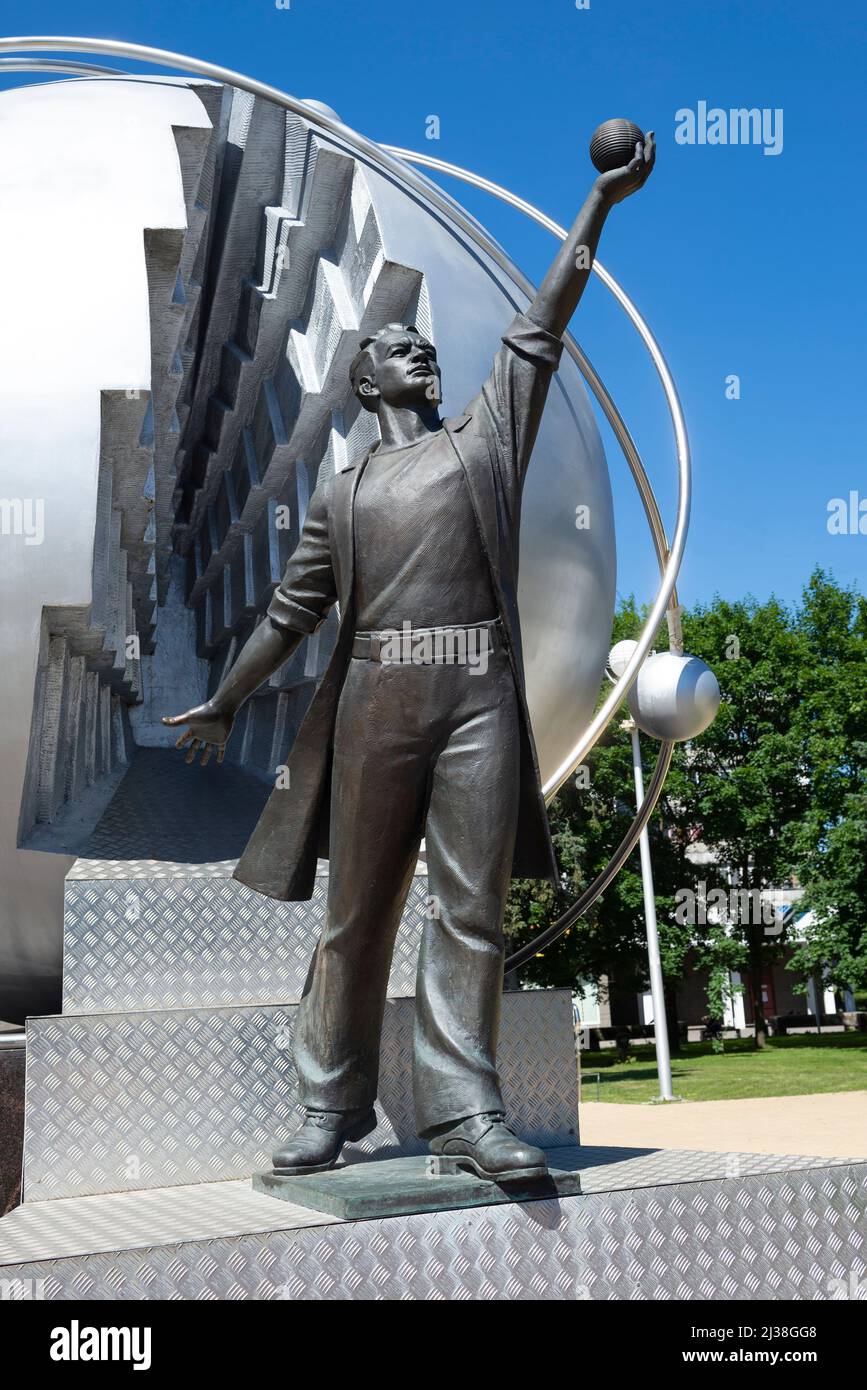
527, 132, 655, 340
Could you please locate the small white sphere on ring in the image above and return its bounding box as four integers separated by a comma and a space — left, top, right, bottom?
607, 641, 721, 741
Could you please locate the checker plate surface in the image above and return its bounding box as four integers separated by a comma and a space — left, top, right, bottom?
1, 1154, 863, 1301
62, 871, 429, 1012
23, 990, 579, 1201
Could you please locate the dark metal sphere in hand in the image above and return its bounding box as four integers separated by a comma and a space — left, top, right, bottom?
590, 119, 646, 174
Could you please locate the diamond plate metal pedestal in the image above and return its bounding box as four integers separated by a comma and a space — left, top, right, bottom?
62, 859, 429, 1013
1, 1148, 864, 1300
11, 833, 864, 1300
22, 989, 579, 1201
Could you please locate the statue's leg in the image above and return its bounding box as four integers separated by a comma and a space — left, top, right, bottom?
412, 646, 521, 1137
292, 658, 432, 1116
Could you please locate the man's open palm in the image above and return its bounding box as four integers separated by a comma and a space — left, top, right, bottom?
162, 701, 234, 766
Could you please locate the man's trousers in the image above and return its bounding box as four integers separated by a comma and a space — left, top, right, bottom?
292, 641, 521, 1136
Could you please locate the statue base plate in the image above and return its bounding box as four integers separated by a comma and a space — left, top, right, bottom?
252, 1153, 582, 1220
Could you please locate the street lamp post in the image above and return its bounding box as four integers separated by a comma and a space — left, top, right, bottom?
608, 636, 721, 1100
624, 717, 676, 1103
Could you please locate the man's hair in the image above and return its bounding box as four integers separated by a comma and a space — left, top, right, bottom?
349, 323, 419, 400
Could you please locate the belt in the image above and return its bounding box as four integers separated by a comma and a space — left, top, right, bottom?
352, 619, 502, 664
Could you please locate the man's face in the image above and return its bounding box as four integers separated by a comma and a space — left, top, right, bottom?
363, 329, 441, 411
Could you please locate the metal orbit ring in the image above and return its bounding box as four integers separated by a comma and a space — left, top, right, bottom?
0, 38, 690, 969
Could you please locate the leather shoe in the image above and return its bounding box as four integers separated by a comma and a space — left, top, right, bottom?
428, 1112, 548, 1182
272, 1107, 377, 1175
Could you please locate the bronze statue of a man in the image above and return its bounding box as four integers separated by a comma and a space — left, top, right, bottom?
165, 135, 655, 1182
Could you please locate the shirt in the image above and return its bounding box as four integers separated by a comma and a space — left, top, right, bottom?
353, 429, 497, 630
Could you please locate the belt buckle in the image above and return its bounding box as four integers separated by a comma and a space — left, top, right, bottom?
369, 633, 381, 662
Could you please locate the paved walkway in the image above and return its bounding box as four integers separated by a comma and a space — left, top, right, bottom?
579, 1089, 867, 1159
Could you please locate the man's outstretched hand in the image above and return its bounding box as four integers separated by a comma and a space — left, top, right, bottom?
595, 132, 655, 206
162, 701, 234, 766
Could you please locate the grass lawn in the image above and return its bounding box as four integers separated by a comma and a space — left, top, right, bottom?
579, 1033, 867, 1104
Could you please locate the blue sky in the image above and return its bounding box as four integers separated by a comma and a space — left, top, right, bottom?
2, 0, 865, 613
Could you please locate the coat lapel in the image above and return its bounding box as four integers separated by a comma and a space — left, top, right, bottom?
443, 412, 501, 595
331, 446, 374, 612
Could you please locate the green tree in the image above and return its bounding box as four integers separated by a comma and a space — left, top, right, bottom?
788, 571, 867, 996
671, 597, 812, 1047
508, 579, 866, 1052
506, 599, 705, 1054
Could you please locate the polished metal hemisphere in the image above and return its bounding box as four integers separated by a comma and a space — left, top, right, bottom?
0, 38, 692, 973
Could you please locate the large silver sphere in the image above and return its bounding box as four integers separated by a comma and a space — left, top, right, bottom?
0, 77, 616, 1020
627, 651, 721, 741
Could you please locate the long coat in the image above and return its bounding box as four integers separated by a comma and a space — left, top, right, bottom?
233, 312, 564, 901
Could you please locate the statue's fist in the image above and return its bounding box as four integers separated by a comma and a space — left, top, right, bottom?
162, 700, 234, 766
595, 132, 655, 206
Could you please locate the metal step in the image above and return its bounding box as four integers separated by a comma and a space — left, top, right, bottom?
63, 860, 429, 1014
59, 744, 432, 1013
2, 1149, 863, 1300
22, 989, 578, 1202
